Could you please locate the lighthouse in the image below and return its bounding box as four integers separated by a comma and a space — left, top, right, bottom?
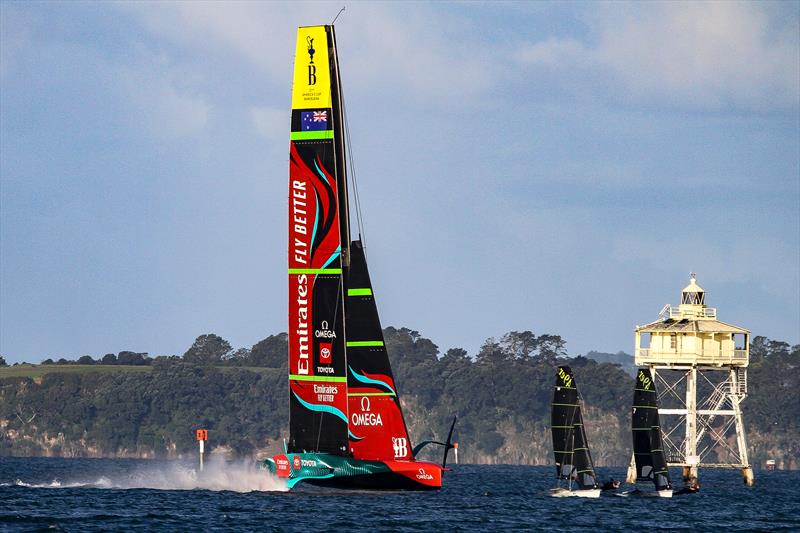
629, 274, 754, 487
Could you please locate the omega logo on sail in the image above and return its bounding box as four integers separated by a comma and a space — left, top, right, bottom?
315, 320, 337, 339
351, 395, 383, 426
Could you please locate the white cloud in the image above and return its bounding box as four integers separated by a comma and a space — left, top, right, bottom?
520, 2, 799, 111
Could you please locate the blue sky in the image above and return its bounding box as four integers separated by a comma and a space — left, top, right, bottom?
1, 1, 798, 363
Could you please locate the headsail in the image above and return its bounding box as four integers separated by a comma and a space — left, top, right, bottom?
345, 240, 412, 460
551, 366, 599, 490
287, 25, 349, 455
632, 368, 672, 492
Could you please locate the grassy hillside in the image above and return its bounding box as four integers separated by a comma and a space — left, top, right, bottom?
0, 364, 152, 379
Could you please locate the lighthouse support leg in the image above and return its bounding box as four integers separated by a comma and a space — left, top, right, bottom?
684, 367, 698, 485
731, 368, 754, 486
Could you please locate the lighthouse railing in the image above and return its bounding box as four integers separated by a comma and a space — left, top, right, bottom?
635, 348, 748, 366
658, 305, 717, 320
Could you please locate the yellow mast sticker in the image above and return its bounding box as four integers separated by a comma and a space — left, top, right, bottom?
292, 26, 331, 110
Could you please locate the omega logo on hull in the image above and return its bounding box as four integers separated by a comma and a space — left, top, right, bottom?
416, 468, 434, 480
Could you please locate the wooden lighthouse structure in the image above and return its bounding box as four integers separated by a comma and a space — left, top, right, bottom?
629, 274, 754, 486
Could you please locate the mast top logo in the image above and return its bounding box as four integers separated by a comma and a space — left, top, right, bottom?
292, 27, 331, 108
306, 36, 315, 64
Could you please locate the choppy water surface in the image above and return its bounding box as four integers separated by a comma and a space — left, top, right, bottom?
1, 457, 797, 531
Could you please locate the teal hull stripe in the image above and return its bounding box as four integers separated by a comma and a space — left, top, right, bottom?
292, 392, 347, 423
349, 366, 396, 395
287, 473, 334, 489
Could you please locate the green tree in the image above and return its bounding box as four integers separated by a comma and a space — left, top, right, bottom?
247, 334, 287, 367
183, 334, 232, 365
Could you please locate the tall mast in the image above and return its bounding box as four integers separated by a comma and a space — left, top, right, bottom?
327, 25, 351, 267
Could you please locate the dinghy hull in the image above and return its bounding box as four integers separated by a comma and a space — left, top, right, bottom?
549, 487, 601, 498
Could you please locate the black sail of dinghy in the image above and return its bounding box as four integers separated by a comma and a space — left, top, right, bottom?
551, 366, 599, 490
632, 368, 672, 492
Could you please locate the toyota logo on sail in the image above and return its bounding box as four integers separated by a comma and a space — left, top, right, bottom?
416, 468, 434, 480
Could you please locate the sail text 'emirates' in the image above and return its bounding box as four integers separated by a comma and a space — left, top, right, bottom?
296, 273, 310, 374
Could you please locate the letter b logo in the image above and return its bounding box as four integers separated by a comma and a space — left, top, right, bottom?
392, 437, 408, 458
308, 65, 317, 85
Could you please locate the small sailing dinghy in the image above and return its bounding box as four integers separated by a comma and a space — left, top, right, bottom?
623, 368, 673, 498
549, 366, 601, 498
260, 25, 455, 491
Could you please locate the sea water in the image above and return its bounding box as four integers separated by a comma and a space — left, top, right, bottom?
1, 457, 797, 531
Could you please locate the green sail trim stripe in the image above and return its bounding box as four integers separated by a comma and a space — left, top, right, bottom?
346, 341, 384, 347
552, 403, 579, 407
347, 288, 373, 296
553, 450, 575, 454
551, 426, 574, 429
289, 374, 347, 383
347, 392, 396, 397
290, 130, 334, 140
288, 268, 342, 275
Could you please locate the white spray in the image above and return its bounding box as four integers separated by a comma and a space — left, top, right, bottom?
6, 456, 288, 493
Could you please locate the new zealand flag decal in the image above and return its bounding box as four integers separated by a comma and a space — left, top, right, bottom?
301, 111, 328, 131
